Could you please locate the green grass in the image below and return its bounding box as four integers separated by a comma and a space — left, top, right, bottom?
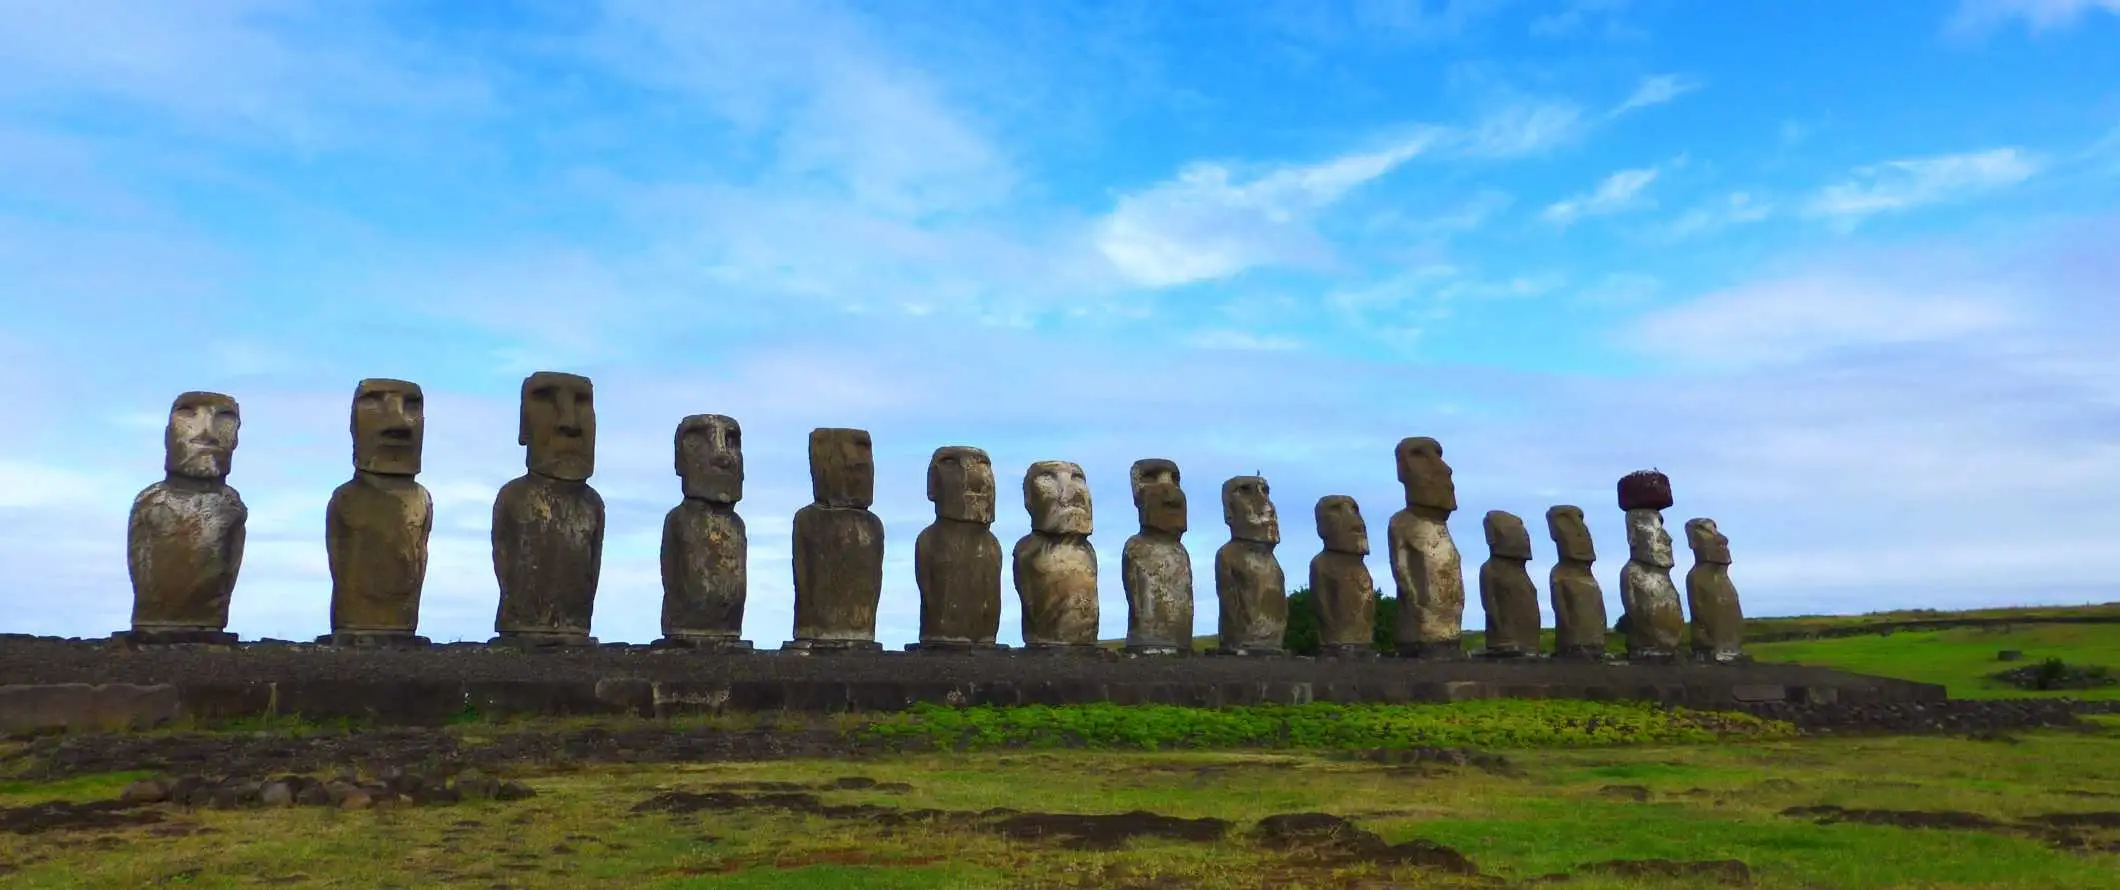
1747, 622, 2120, 699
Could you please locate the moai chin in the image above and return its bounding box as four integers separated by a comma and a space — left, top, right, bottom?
123, 391, 247, 645
1013, 460, 1101, 653
1617, 471, 1684, 662
1388, 436, 1467, 659
788, 428, 886, 653
912, 445, 1004, 652
1684, 517, 1747, 663
322, 379, 433, 648
1213, 475, 1286, 656
1308, 495, 1378, 658
1121, 458, 1193, 656
656, 414, 752, 651
1546, 505, 1609, 659
1477, 510, 1541, 658
491, 372, 605, 648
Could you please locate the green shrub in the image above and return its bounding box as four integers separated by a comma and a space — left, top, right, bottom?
1282, 587, 1396, 655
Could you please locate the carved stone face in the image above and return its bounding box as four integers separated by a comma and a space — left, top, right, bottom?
928, 445, 995, 523
1025, 460, 1092, 535
1129, 458, 1186, 536
519, 372, 595, 481
1625, 509, 1675, 569
809, 427, 875, 508
164, 391, 240, 480
1314, 495, 1368, 555
1222, 475, 1279, 543
1547, 505, 1596, 563
1483, 510, 1533, 560
1394, 436, 1457, 512
675, 414, 743, 503
350, 378, 423, 476
1685, 517, 1731, 565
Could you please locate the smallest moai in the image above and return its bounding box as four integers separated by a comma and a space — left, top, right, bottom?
1477, 510, 1541, 658
1617, 470, 1685, 662
123, 392, 248, 645
788, 428, 886, 653
657, 414, 752, 651
1546, 505, 1609, 660
1308, 495, 1378, 658
1684, 518, 1748, 663
912, 445, 1005, 652
1214, 475, 1286, 656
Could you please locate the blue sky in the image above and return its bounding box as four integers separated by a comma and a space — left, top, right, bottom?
3, 0, 2118, 646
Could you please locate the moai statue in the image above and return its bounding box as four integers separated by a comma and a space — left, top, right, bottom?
1617, 470, 1685, 662
1684, 517, 1748, 663
322, 379, 433, 648
656, 414, 752, 651
1013, 460, 1100, 653
1308, 495, 1378, 658
1121, 458, 1193, 656
1215, 475, 1287, 656
1388, 437, 1467, 659
123, 391, 247, 645
1478, 510, 1541, 658
912, 445, 1003, 652
1546, 505, 1609, 660
789, 428, 885, 653
492, 372, 605, 647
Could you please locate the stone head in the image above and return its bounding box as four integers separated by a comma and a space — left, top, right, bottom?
1129, 458, 1186, 536
164, 391, 240, 480
1314, 495, 1368, 555
1024, 460, 1092, 535
928, 445, 996, 523
1625, 509, 1675, 569
1546, 505, 1596, 563
1394, 436, 1457, 513
1222, 475, 1279, 544
350, 378, 423, 476
1484, 510, 1533, 560
1685, 517, 1731, 565
809, 428, 875, 508
675, 414, 743, 503
519, 371, 595, 481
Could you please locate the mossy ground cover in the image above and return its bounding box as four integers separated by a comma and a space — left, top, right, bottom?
1746, 622, 2120, 700
2, 705, 2117, 889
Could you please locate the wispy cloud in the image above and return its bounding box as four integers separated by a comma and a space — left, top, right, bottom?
1632, 271, 2021, 367
1804, 148, 2041, 221
1542, 166, 1660, 226
1609, 74, 1701, 117
1662, 191, 1773, 239
1529, 0, 1644, 40
1947, 0, 2120, 35
1182, 329, 1306, 352
1451, 101, 1588, 158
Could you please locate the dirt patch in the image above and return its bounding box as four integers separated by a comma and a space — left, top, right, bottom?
1252, 812, 1478, 874
0, 799, 163, 835
1784, 804, 2120, 853
1596, 784, 1651, 802
1573, 858, 1752, 887
993, 811, 1232, 850
1781, 804, 2002, 831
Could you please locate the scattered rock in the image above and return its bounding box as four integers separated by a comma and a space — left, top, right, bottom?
1598, 784, 1651, 802
1253, 812, 1479, 873
1988, 659, 2115, 692
118, 779, 169, 805
1997, 650, 2024, 662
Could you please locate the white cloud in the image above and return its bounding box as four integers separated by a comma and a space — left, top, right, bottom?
1610, 74, 1701, 117
1806, 148, 2041, 220
1542, 166, 1660, 226
1452, 101, 1587, 158
1629, 272, 2021, 367
1662, 191, 1773, 239
1529, 0, 1644, 39
1948, 0, 2120, 34
1182, 330, 1306, 351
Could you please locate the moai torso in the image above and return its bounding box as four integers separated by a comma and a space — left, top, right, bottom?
128, 392, 247, 638
327, 379, 432, 641
1545, 505, 1608, 658
790, 428, 885, 648
914, 446, 1003, 647
1388, 437, 1466, 658
1308, 495, 1376, 654
492, 372, 605, 643
1214, 475, 1285, 654
660, 414, 749, 647
1684, 517, 1746, 662
1616, 471, 1683, 660
1013, 460, 1100, 648
1121, 459, 1193, 653
1478, 510, 1541, 657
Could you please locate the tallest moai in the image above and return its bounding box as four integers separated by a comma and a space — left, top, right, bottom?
324, 379, 433, 648
492, 372, 605, 648
1389, 437, 1467, 660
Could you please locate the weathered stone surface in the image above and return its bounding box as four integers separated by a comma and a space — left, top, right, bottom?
1478, 510, 1541, 658
1620, 507, 1685, 661
1617, 469, 1674, 512
128, 391, 246, 638
1546, 505, 1609, 659
1309, 495, 1376, 655
1389, 437, 1465, 659
1122, 459, 1193, 654
493, 372, 603, 646
1215, 476, 1286, 655
0, 683, 181, 734
791, 429, 885, 650
1685, 517, 1746, 663
660, 415, 749, 647
915, 446, 1002, 647
1014, 460, 1099, 650
327, 379, 431, 641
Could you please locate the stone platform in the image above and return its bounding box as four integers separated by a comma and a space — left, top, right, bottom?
0, 636, 1946, 734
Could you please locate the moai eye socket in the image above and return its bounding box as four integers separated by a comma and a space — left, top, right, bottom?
725, 429, 741, 449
